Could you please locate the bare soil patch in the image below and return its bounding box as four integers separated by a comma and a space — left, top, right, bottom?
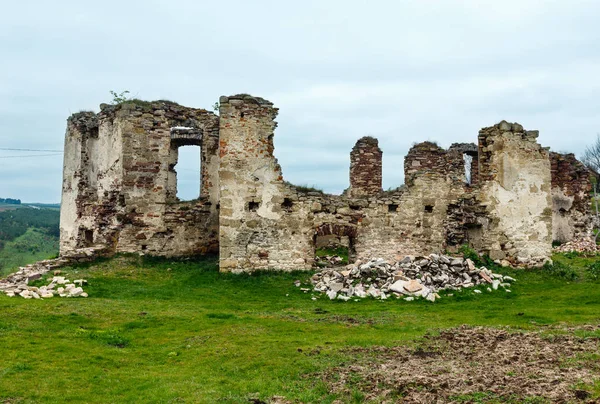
321, 325, 600, 403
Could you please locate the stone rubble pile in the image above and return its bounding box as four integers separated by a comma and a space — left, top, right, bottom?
310, 254, 514, 302
553, 237, 600, 255
5, 277, 89, 299
315, 255, 345, 267
0, 246, 105, 299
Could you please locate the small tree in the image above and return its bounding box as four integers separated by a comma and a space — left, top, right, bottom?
580, 134, 600, 174
581, 135, 600, 242
109, 90, 130, 105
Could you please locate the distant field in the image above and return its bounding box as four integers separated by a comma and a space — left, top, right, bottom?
0, 202, 60, 211
0, 204, 19, 212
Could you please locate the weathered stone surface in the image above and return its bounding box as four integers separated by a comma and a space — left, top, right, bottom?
476, 121, 554, 267
60, 102, 220, 258
550, 152, 594, 243
58, 94, 592, 273
347, 136, 382, 197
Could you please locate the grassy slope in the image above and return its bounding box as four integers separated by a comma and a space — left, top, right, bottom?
0, 254, 599, 403
0, 207, 60, 276
0, 228, 59, 276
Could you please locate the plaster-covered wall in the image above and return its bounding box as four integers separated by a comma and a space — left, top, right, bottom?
477, 121, 553, 266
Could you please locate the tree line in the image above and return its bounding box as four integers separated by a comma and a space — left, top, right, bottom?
0, 198, 21, 205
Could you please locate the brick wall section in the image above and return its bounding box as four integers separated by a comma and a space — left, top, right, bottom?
348, 136, 382, 196
404, 142, 465, 186
550, 152, 593, 242
550, 152, 592, 211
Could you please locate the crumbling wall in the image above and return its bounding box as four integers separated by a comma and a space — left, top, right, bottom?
62, 94, 577, 272
550, 152, 593, 242
217, 95, 321, 271
60, 112, 101, 253
353, 142, 466, 261
477, 121, 552, 266
449, 143, 478, 185
347, 136, 382, 197
59, 111, 122, 253
60, 101, 220, 258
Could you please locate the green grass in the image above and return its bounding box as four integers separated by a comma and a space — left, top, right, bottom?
0, 227, 59, 276
315, 246, 349, 265
0, 253, 599, 403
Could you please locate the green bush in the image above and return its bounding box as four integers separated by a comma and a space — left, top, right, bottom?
316, 246, 349, 264
542, 261, 579, 281
564, 251, 582, 259
458, 245, 499, 269
586, 261, 600, 281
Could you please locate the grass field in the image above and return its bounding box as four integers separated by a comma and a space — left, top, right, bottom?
0, 253, 599, 403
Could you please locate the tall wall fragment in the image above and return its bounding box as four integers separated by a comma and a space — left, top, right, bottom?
477, 121, 552, 266
550, 152, 593, 242
348, 136, 382, 197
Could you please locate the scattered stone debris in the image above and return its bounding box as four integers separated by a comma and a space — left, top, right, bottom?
320, 325, 600, 403
553, 237, 600, 255
10, 276, 89, 299
310, 255, 513, 302
0, 246, 105, 299
315, 255, 344, 267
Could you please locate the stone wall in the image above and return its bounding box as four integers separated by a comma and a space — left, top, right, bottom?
476, 121, 553, 266
60, 95, 593, 272
348, 136, 382, 197
60, 101, 220, 258
550, 152, 593, 242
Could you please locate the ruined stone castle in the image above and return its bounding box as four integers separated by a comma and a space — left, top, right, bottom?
59, 94, 593, 272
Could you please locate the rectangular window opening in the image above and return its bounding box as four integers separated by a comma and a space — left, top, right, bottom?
176, 145, 201, 201
463, 153, 473, 185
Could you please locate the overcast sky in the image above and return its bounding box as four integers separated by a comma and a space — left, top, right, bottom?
1, 0, 599, 203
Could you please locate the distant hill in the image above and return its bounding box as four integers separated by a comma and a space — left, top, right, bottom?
0, 202, 60, 212
0, 207, 60, 276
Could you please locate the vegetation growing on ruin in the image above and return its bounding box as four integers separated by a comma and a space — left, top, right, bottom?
284, 181, 325, 194
315, 246, 349, 264
0, 253, 599, 402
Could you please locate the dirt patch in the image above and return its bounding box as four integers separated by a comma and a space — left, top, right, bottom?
320, 325, 600, 403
